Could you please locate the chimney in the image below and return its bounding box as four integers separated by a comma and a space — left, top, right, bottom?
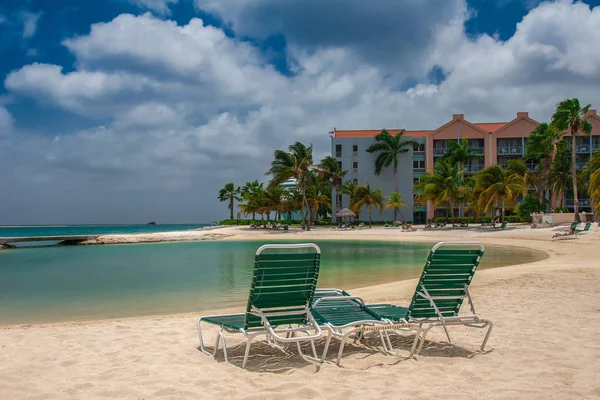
452, 114, 464, 121
517, 112, 528, 118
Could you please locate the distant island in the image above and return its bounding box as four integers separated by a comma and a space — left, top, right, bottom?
147, 221, 157, 226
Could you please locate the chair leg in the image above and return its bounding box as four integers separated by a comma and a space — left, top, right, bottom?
242, 337, 253, 369
336, 330, 355, 365
481, 321, 493, 351
197, 319, 212, 357
416, 325, 434, 355
321, 331, 333, 361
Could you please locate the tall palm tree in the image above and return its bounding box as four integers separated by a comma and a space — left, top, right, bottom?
305, 172, 331, 222
262, 186, 285, 220
352, 184, 383, 228
366, 129, 417, 221
525, 123, 563, 202
419, 159, 466, 219
586, 151, 600, 215
267, 142, 314, 230
475, 165, 525, 221
443, 138, 482, 176
551, 98, 592, 220
341, 180, 360, 220
316, 156, 348, 221
218, 182, 240, 220
385, 192, 408, 221
238, 182, 264, 221
548, 149, 572, 209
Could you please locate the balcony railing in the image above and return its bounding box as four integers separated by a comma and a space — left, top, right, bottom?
497, 146, 523, 155
565, 198, 591, 207
470, 146, 485, 155
464, 164, 484, 173
576, 145, 590, 154
593, 144, 600, 151
576, 163, 587, 171
352, 151, 358, 156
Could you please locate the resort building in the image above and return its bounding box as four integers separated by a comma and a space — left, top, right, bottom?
330, 110, 600, 223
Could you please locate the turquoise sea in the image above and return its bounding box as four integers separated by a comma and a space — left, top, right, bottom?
0, 239, 547, 325
0, 224, 210, 238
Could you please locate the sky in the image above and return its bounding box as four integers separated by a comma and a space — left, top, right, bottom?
0, 0, 599, 224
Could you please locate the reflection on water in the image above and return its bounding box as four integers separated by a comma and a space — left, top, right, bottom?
0, 240, 547, 325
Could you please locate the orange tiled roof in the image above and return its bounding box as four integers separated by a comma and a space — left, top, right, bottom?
332, 129, 433, 138
473, 122, 507, 132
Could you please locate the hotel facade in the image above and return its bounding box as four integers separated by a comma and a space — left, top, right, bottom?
330, 110, 600, 223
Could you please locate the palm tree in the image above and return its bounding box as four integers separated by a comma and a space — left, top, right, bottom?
305, 172, 331, 222
238, 182, 265, 221
316, 156, 347, 221
352, 184, 383, 227
525, 123, 563, 202
262, 186, 285, 220
385, 192, 408, 221
443, 138, 482, 176
475, 165, 525, 221
551, 98, 592, 220
267, 142, 314, 230
586, 151, 600, 215
419, 159, 466, 219
548, 149, 572, 209
218, 182, 240, 220
366, 129, 418, 221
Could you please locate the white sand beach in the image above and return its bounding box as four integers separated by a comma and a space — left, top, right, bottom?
1, 224, 600, 399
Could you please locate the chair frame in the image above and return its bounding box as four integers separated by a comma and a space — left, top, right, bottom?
197, 243, 323, 368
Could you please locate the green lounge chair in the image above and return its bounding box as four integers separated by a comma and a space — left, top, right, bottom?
575, 222, 592, 234
197, 243, 323, 368
493, 221, 508, 230
317, 242, 493, 356
311, 289, 417, 365
367, 242, 492, 354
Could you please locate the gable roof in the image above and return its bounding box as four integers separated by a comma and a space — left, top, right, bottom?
431, 117, 489, 137
492, 113, 540, 136
474, 122, 507, 132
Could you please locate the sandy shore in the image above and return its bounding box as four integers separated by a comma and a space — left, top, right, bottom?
1, 224, 599, 399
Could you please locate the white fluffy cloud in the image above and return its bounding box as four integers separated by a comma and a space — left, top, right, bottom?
2, 0, 600, 223
0, 106, 13, 135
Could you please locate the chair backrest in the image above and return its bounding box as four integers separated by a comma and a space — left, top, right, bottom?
408, 242, 484, 319
570, 221, 578, 230
244, 243, 321, 330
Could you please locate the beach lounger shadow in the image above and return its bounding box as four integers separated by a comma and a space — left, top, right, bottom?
197, 243, 323, 369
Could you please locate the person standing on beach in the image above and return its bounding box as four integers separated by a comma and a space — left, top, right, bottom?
495, 209, 501, 223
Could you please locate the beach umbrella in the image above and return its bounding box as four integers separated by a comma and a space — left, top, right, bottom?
336, 208, 356, 224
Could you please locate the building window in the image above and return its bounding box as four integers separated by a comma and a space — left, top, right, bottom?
353, 178, 358, 184
352, 161, 358, 173
352, 144, 358, 155
413, 177, 420, 185
337, 161, 342, 170
413, 160, 425, 170
413, 143, 425, 153
335, 144, 342, 157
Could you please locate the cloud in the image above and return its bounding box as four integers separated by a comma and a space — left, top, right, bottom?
0, 106, 14, 135
21, 11, 42, 39
196, 0, 469, 80
129, 0, 178, 16
2, 1, 600, 224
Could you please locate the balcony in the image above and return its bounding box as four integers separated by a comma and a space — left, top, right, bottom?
497, 146, 523, 155
464, 164, 484, 173
576, 145, 590, 154
469, 146, 485, 155
433, 148, 447, 156
593, 143, 600, 151
565, 198, 591, 207
576, 163, 587, 171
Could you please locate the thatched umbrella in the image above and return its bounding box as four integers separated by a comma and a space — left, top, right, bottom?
336, 208, 356, 224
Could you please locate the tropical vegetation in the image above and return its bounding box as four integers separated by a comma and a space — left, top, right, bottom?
218, 98, 596, 226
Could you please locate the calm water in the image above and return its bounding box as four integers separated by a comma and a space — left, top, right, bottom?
0, 240, 547, 325
0, 224, 211, 238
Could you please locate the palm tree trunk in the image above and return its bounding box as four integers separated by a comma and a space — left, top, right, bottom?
229, 198, 234, 220
332, 186, 337, 223
302, 186, 310, 231
368, 206, 373, 228
571, 132, 580, 221
394, 167, 398, 222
